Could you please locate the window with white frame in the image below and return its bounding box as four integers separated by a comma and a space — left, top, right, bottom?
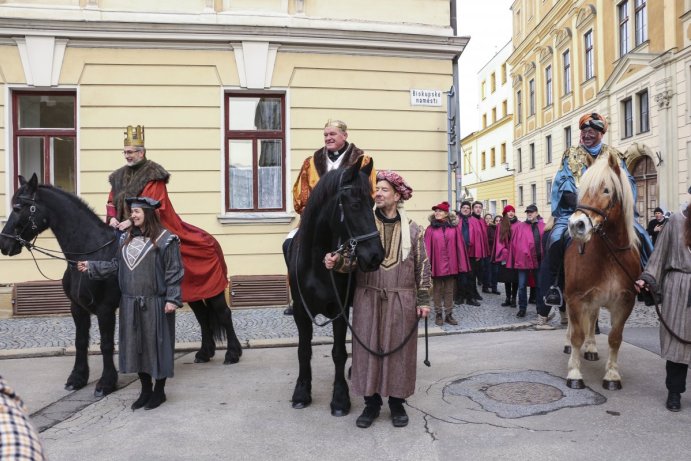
529, 79, 535, 115
546, 179, 553, 204
518, 185, 524, 206
529, 143, 535, 169
638, 89, 649, 133
12, 91, 77, 193
516, 90, 522, 124
619, 1, 630, 57
545, 135, 552, 164
225, 93, 286, 212
517, 148, 523, 173
545, 65, 553, 106
584, 30, 594, 80
564, 126, 572, 149
622, 97, 633, 138
563, 49, 572, 94
635, 0, 647, 46
530, 183, 536, 205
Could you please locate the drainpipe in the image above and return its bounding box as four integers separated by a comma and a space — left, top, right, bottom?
450, 0, 463, 211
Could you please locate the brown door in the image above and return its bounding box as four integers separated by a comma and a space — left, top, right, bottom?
631, 155, 657, 226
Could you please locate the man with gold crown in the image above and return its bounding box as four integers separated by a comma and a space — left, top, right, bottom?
283, 119, 377, 314
107, 125, 242, 364
536, 113, 653, 326
325, 170, 431, 429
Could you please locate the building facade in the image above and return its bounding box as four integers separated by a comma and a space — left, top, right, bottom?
0, 0, 467, 311
460, 41, 515, 216
508, 0, 690, 222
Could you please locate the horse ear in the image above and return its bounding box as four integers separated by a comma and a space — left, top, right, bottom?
343, 156, 364, 183
608, 151, 622, 175
27, 173, 39, 191
18, 175, 27, 186
360, 157, 373, 178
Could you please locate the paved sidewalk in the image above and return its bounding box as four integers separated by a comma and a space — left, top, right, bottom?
0, 291, 660, 353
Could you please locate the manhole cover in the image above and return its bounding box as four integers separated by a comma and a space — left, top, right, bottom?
485, 381, 563, 405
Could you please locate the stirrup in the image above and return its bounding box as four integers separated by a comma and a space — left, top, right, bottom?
543, 285, 563, 307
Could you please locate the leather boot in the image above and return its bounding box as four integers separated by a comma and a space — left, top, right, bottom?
445, 313, 458, 326
435, 312, 443, 326
666, 392, 682, 412
356, 395, 382, 428
131, 373, 153, 411
145, 378, 167, 410
389, 397, 409, 427
501, 298, 511, 307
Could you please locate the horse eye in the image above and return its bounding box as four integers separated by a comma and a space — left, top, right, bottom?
12, 204, 21, 213
351, 201, 362, 211
603, 187, 610, 194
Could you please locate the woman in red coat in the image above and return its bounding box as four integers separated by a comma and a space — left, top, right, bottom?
424, 201, 471, 326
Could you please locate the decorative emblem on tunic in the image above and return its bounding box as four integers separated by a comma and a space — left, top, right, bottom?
124, 236, 150, 270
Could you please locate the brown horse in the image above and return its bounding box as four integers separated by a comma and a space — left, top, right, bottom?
564, 150, 640, 390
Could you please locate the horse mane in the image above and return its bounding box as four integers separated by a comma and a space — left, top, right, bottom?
299, 167, 371, 234
38, 184, 107, 227
578, 150, 639, 248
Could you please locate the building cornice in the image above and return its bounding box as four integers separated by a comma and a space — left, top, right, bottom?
0, 17, 467, 59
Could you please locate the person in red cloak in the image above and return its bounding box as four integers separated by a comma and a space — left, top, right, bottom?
106, 125, 242, 365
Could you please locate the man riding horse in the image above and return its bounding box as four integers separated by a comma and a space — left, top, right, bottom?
108, 125, 242, 364
537, 113, 653, 323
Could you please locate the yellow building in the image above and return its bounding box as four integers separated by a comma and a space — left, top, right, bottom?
508, 0, 690, 220
461, 41, 515, 216
0, 0, 467, 313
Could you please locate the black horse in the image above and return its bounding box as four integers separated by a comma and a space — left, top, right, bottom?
0, 174, 241, 397
287, 157, 384, 416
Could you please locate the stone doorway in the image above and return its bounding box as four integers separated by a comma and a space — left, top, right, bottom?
629, 153, 658, 227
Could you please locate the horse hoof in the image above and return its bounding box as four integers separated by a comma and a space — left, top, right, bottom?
94, 388, 105, 398
603, 380, 622, 391
331, 408, 350, 417
584, 352, 599, 361
292, 401, 310, 409
194, 357, 211, 364
65, 384, 76, 391
563, 346, 572, 354
566, 378, 585, 389
223, 355, 240, 365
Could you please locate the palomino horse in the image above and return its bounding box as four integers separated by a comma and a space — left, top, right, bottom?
287, 157, 384, 416
564, 150, 641, 390
0, 174, 241, 397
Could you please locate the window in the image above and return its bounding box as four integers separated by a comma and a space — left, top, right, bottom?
492, 107, 497, 123
619, 1, 630, 57
482, 113, 487, 128
635, 0, 647, 46
563, 49, 572, 94
546, 135, 552, 164
491, 73, 496, 93
529, 79, 535, 115
529, 143, 535, 169
638, 89, 649, 133
481, 81, 487, 99
531, 184, 537, 205
225, 93, 285, 211
564, 126, 572, 149
501, 199, 508, 210
481, 151, 486, 170
502, 100, 508, 117
545, 65, 553, 106
516, 90, 523, 124
491, 147, 496, 168
546, 179, 553, 204
517, 148, 523, 173
518, 186, 524, 206
584, 30, 594, 80
501, 64, 507, 84
622, 97, 633, 138
501, 143, 507, 164
12, 91, 77, 193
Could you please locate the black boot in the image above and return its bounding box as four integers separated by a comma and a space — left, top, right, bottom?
466, 298, 481, 307
510, 298, 517, 308
389, 397, 409, 427
516, 309, 526, 318
666, 392, 682, 412
356, 394, 382, 428
501, 298, 511, 307
131, 373, 152, 411
145, 378, 167, 410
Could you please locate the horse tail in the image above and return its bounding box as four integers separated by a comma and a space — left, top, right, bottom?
208, 307, 228, 343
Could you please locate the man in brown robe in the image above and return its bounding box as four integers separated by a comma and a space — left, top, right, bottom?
326, 170, 431, 428
637, 188, 691, 412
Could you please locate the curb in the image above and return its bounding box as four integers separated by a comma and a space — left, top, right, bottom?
0, 322, 536, 360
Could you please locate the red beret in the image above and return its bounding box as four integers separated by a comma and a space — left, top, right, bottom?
503, 205, 515, 215
432, 201, 450, 213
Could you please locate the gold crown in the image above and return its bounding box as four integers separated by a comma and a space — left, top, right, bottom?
124, 125, 145, 147
324, 119, 347, 132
